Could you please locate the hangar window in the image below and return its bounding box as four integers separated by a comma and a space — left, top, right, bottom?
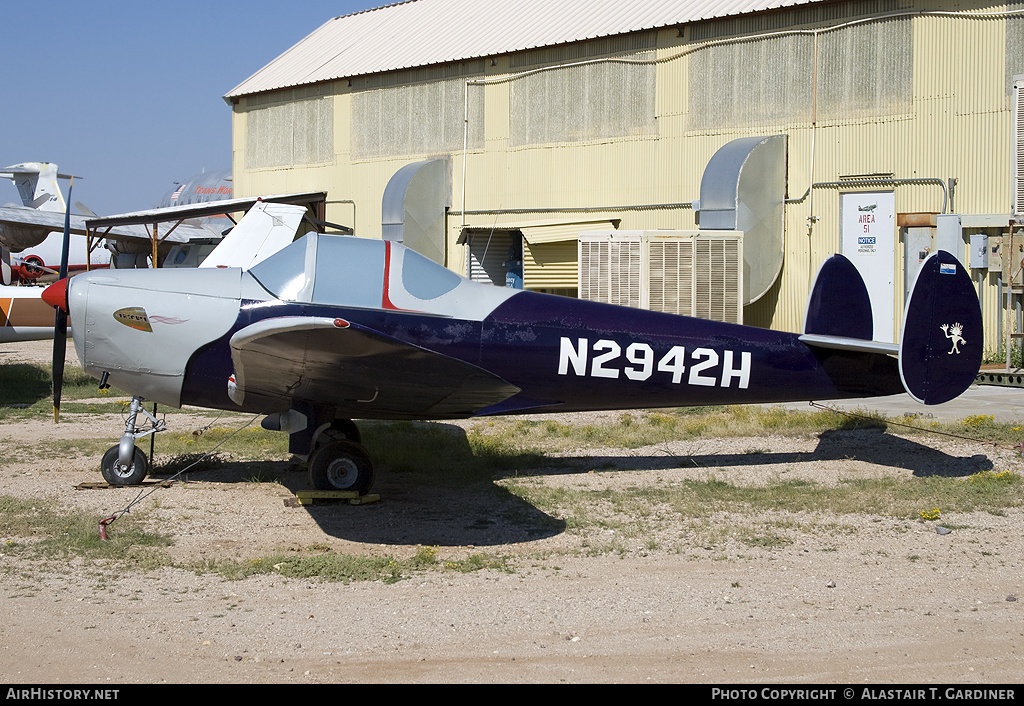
687, 16, 911, 129
1007, 3, 1024, 98
352, 78, 484, 159
245, 96, 334, 169
510, 55, 657, 146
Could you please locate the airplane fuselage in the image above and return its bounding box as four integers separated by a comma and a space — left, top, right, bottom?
175, 289, 902, 419
0, 284, 54, 342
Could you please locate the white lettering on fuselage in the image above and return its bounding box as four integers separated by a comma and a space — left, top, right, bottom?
557, 337, 751, 388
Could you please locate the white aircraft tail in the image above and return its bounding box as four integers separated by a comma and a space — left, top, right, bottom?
199, 201, 305, 270
0, 162, 70, 212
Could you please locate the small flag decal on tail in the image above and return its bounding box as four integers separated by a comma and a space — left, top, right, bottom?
940, 263, 957, 275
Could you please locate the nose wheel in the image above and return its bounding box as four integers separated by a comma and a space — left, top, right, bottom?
100, 396, 165, 486
101, 445, 148, 485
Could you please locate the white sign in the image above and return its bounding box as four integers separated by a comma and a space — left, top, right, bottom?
841, 191, 896, 343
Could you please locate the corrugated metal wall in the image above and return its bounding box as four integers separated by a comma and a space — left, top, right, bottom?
233, 1, 1024, 354
523, 240, 579, 293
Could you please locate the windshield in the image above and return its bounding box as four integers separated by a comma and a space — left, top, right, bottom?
249, 233, 464, 309
247, 235, 310, 300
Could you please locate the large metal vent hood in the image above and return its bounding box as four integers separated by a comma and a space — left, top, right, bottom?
382, 158, 451, 265
696, 135, 787, 306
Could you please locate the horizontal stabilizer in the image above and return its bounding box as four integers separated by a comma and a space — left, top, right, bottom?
899, 251, 982, 405
804, 253, 873, 340
798, 334, 898, 355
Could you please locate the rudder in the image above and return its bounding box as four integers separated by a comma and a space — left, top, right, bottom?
899, 251, 982, 404
804, 253, 873, 340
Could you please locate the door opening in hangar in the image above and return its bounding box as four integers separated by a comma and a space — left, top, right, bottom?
464, 229, 523, 289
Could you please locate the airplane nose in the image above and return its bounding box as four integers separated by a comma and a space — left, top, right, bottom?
42, 278, 69, 312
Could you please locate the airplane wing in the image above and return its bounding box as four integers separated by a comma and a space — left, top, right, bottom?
228, 316, 521, 418
0, 206, 92, 236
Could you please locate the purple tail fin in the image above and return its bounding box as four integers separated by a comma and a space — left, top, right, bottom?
899, 251, 982, 405
804, 254, 873, 340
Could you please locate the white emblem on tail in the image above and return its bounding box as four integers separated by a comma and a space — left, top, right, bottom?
940, 323, 966, 354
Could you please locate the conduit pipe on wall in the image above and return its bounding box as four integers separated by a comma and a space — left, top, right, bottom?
787, 178, 950, 214
808, 31, 819, 228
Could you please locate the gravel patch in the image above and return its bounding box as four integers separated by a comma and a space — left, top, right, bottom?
1, 340, 1021, 683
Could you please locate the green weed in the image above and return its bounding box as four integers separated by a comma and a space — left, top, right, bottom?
0, 494, 171, 565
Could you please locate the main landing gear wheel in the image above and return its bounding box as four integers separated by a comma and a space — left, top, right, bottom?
309, 440, 374, 494
101, 445, 149, 486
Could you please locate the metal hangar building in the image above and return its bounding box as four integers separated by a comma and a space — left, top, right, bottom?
224, 0, 1024, 356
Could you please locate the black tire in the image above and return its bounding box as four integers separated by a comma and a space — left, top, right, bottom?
101, 445, 148, 486
308, 440, 374, 494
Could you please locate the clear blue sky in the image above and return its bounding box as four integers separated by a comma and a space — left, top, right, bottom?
1, 0, 378, 217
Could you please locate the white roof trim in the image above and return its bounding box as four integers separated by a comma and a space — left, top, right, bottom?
225, 0, 826, 101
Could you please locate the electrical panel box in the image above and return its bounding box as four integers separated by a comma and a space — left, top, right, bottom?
987, 235, 1003, 271
970, 233, 989, 269
936, 214, 963, 262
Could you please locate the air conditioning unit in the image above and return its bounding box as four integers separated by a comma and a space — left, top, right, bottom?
578, 230, 743, 324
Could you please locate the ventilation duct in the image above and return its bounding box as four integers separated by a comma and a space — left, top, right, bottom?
382, 158, 451, 265
695, 135, 787, 305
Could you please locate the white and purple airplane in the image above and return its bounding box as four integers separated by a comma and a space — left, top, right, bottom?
41, 203, 982, 493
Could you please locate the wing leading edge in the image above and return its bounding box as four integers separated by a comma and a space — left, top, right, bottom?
227, 316, 521, 418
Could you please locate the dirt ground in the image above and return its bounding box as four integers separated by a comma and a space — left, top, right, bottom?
0, 341, 1021, 684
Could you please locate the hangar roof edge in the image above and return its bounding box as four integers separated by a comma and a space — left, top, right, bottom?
224, 0, 830, 102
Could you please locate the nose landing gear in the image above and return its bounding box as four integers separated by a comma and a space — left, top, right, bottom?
100, 444, 149, 486
100, 396, 165, 486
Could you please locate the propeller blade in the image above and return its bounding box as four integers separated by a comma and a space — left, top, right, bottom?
52, 305, 67, 423
59, 180, 72, 280
10, 256, 58, 275
51, 178, 73, 423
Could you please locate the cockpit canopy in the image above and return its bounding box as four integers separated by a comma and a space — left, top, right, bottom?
249, 233, 461, 307
247, 233, 516, 320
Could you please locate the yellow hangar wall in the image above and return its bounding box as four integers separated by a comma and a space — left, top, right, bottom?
230, 0, 1024, 357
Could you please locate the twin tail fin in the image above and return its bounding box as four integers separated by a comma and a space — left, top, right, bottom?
800, 251, 982, 405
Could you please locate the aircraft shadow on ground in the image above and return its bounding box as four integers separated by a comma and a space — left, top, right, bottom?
0, 362, 61, 406
151, 422, 994, 547
565, 427, 994, 480
153, 458, 567, 548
